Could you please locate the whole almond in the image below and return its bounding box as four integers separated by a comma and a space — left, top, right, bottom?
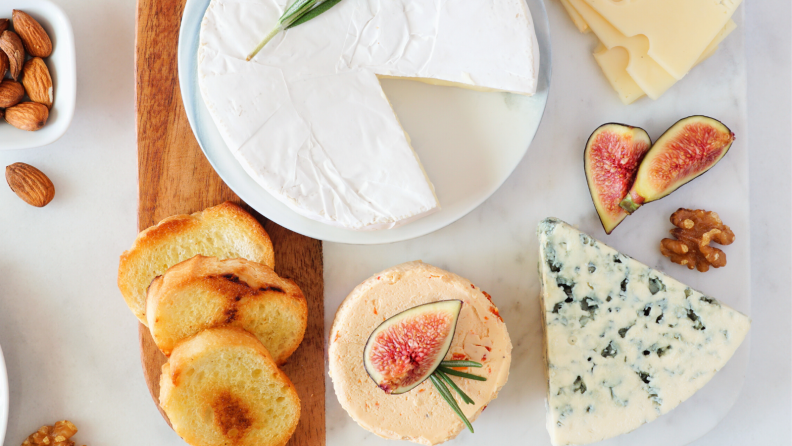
0, 30, 25, 80
5, 162, 55, 207
4, 102, 49, 131
0, 50, 7, 78
0, 79, 25, 108
22, 57, 54, 109
0, 18, 8, 33
12, 10, 52, 58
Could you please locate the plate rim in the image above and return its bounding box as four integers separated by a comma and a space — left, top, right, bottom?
178, 0, 552, 244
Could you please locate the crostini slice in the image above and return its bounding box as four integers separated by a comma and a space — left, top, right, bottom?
118, 202, 275, 325
160, 327, 301, 446
147, 255, 307, 363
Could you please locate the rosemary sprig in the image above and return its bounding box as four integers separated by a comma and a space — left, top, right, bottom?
436, 365, 488, 381
287, 0, 343, 28
247, 0, 344, 61
440, 360, 483, 368
427, 360, 486, 433
430, 374, 474, 433
435, 370, 474, 405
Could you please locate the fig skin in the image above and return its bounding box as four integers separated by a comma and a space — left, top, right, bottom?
620, 116, 734, 214
584, 123, 652, 234
363, 300, 462, 395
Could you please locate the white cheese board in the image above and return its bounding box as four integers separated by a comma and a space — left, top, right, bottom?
323, 1, 751, 445
178, 0, 551, 244
175, 0, 751, 444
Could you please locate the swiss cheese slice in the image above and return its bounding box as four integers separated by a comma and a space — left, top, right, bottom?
569, 0, 734, 100
198, 0, 539, 230
593, 20, 735, 104
582, 0, 741, 80
537, 218, 750, 445
568, 0, 680, 100
592, 45, 645, 105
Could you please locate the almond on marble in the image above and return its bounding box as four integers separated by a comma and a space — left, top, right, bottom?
12, 10, 52, 57
5, 162, 55, 207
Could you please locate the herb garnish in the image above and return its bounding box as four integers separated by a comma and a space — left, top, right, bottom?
247, 0, 344, 61
429, 360, 486, 433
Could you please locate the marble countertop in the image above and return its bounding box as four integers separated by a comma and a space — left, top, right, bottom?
0, 1, 789, 445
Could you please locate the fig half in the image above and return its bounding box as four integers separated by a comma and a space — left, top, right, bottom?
363, 300, 462, 395
620, 116, 734, 214
584, 123, 652, 234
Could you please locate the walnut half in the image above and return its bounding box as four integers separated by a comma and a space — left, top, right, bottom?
21, 420, 85, 446
660, 208, 735, 272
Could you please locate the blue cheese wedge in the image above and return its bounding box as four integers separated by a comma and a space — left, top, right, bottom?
537, 218, 750, 446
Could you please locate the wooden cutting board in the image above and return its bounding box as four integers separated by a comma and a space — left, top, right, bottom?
135, 1, 325, 444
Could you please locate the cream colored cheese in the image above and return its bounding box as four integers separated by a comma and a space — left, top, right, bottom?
329, 261, 512, 445
198, 0, 539, 230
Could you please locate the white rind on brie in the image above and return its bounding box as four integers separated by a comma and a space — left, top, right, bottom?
198, 0, 539, 230
537, 218, 750, 446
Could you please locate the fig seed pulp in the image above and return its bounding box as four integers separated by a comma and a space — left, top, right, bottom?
620, 116, 733, 214
363, 300, 463, 395
584, 123, 652, 234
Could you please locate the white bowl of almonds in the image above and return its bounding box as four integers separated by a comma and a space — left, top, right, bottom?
0, 0, 75, 150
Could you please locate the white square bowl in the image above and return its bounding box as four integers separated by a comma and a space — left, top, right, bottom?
0, 0, 75, 150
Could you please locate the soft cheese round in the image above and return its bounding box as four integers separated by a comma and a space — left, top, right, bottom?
198, 0, 539, 230
329, 261, 512, 445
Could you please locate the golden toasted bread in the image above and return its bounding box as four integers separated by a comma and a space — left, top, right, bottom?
146, 256, 307, 362
160, 327, 301, 446
118, 202, 275, 325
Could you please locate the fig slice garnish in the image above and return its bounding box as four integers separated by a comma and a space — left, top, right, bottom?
620, 116, 734, 214
584, 123, 652, 234
363, 300, 462, 395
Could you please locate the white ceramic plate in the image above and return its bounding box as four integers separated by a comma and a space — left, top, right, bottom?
0, 0, 76, 150
0, 342, 8, 445
178, 0, 551, 244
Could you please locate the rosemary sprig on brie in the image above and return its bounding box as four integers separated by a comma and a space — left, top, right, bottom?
247, 0, 343, 61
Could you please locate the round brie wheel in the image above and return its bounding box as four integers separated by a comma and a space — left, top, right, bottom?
328, 261, 512, 445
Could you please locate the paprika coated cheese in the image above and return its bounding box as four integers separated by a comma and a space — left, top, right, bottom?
328, 261, 512, 445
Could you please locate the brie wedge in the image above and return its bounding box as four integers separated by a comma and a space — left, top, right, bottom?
198, 0, 540, 230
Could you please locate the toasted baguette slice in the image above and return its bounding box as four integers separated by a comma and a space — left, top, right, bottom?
160, 327, 301, 446
147, 256, 307, 362
118, 202, 275, 325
